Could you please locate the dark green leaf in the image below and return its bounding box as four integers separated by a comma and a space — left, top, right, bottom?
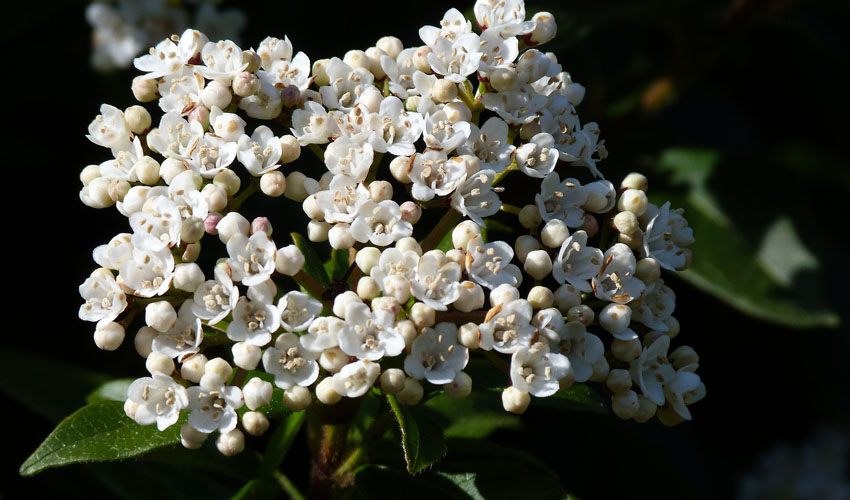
20, 401, 183, 476
259, 411, 306, 477
87, 378, 134, 404
353, 465, 470, 500
533, 384, 608, 414
229, 478, 279, 500
425, 391, 521, 439
290, 232, 331, 287
386, 394, 447, 474
435, 460, 578, 500
86, 459, 237, 500
326, 248, 351, 282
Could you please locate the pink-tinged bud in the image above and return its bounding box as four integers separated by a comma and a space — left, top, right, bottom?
204, 213, 223, 235
580, 214, 599, 237
400, 201, 422, 224
233, 71, 261, 97
251, 217, 273, 236
188, 105, 210, 129
282, 84, 301, 108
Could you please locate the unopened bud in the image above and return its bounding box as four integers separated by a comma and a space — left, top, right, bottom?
612, 390, 640, 419
242, 411, 270, 436
444, 371, 472, 399
502, 386, 531, 414
396, 377, 424, 405
216, 429, 245, 456
94, 321, 124, 351
282, 386, 312, 412
518, 204, 542, 228
124, 105, 151, 134
380, 368, 406, 395
233, 71, 261, 97
180, 353, 208, 383
132, 76, 158, 102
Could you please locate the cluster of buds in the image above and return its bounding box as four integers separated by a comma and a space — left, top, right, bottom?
78, 0, 705, 456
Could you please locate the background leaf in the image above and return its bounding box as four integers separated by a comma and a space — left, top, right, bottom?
386, 394, 447, 474
290, 232, 331, 287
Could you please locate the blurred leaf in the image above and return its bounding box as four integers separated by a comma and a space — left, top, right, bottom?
259, 411, 306, 477
86, 459, 237, 500
20, 401, 183, 477
290, 232, 330, 287
354, 465, 469, 500
143, 439, 258, 480
656, 147, 840, 328
325, 249, 350, 282
229, 478, 279, 500
435, 460, 577, 500
533, 384, 609, 414
87, 378, 134, 404
425, 391, 521, 439
0, 349, 109, 422
387, 394, 447, 474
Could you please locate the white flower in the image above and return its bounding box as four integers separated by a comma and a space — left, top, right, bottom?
419, 8, 473, 46
157, 66, 204, 114
552, 230, 603, 293
558, 122, 604, 178
126, 372, 188, 430
210, 107, 247, 143
643, 202, 694, 271
370, 247, 420, 292
510, 342, 571, 397
339, 302, 405, 360
427, 34, 482, 83
133, 36, 194, 80
592, 243, 645, 304
78, 269, 127, 326
129, 195, 182, 252
381, 49, 418, 98
404, 323, 469, 385
319, 57, 374, 111
349, 200, 412, 247
478, 27, 519, 73
187, 374, 244, 433
367, 96, 424, 156
411, 252, 462, 311
226, 231, 277, 286
457, 117, 515, 173
315, 176, 371, 224
332, 360, 381, 398
409, 150, 468, 201
481, 84, 547, 125
474, 0, 535, 35
423, 110, 471, 153
168, 171, 208, 221
256, 36, 293, 70
291, 100, 334, 145
151, 300, 204, 359
93, 233, 134, 270
535, 172, 588, 226
664, 366, 703, 421
478, 298, 535, 353
267, 51, 311, 90
556, 321, 604, 383
516, 133, 559, 178
192, 265, 239, 325
451, 169, 501, 226
186, 133, 238, 178
465, 234, 519, 290
631, 279, 676, 331
237, 126, 282, 176
300, 316, 345, 352
629, 335, 676, 406
324, 137, 374, 182
227, 296, 279, 347
197, 39, 247, 82
330, 104, 374, 144
532, 308, 564, 347
278, 291, 323, 332
87, 104, 132, 150
239, 72, 283, 120
147, 112, 203, 160
99, 137, 144, 182
262, 332, 320, 389
119, 246, 174, 297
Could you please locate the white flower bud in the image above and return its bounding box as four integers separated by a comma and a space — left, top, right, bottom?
634, 395, 658, 423
611, 338, 641, 362
514, 235, 541, 264
409, 302, 435, 329
502, 387, 531, 414
311, 59, 331, 87
431, 78, 458, 103
400, 201, 422, 224
260, 171, 287, 197
135, 156, 160, 185
443, 101, 472, 123
355, 246, 381, 274
251, 217, 273, 237
664, 316, 680, 339
159, 158, 189, 185
201, 80, 232, 110
453, 281, 485, 312
395, 237, 422, 256
232, 342, 262, 370
181, 422, 208, 450
613, 211, 639, 235
319, 347, 349, 374
566, 304, 594, 325
564, 83, 585, 106
396, 377, 424, 405
364, 47, 388, 80
618, 228, 643, 250
243, 377, 274, 410
343, 49, 370, 70
489, 67, 518, 92
94, 321, 124, 351
670, 345, 699, 369
201, 183, 228, 213
217, 212, 250, 244
242, 411, 270, 436
233, 71, 260, 97
405, 95, 421, 112
368, 180, 393, 202
275, 245, 305, 276
518, 204, 541, 228
376, 36, 403, 59
529, 12, 557, 46
395, 320, 418, 346
446, 248, 465, 266
181, 353, 208, 383
635, 258, 661, 284
273, 135, 300, 165
389, 155, 412, 183
444, 371, 472, 399
214, 169, 241, 196
656, 405, 685, 427
203, 358, 232, 383
612, 390, 640, 420
312, 377, 341, 405
599, 304, 632, 335
283, 171, 310, 202
180, 216, 204, 244
330, 292, 358, 319
188, 105, 210, 129
124, 399, 139, 420
527, 286, 554, 309
80, 164, 101, 185
605, 369, 632, 394
458, 322, 480, 350
132, 76, 158, 102
82, 177, 114, 208
307, 220, 331, 242
216, 429, 245, 456
357, 276, 381, 300
452, 221, 481, 250
283, 386, 312, 412
412, 46, 432, 73
379, 368, 406, 395
145, 351, 174, 375
553, 284, 581, 313
108, 179, 130, 203
134, 326, 157, 358
328, 223, 356, 249
644, 330, 666, 348
490, 283, 520, 307
620, 172, 648, 191
124, 105, 151, 135
589, 356, 610, 383
523, 250, 552, 280
617, 189, 648, 216
541, 219, 569, 248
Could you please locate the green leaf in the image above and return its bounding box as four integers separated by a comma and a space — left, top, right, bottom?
425, 391, 521, 439
354, 465, 470, 500
20, 401, 183, 477
290, 232, 331, 287
229, 478, 280, 500
325, 248, 350, 282
259, 411, 306, 477
434, 460, 578, 500
533, 384, 609, 414
87, 379, 134, 404
386, 394, 447, 474
655, 147, 840, 328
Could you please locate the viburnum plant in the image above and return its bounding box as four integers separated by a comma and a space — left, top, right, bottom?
25, 0, 706, 497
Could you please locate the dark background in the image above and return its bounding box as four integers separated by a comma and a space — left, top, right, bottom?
2, 0, 848, 498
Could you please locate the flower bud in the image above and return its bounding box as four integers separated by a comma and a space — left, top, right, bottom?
664, 316, 680, 339
524, 250, 552, 280
431, 78, 458, 103
275, 245, 305, 276
405, 96, 421, 112
307, 220, 331, 242
146, 351, 174, 375
357, 276, 381, 300
242, 411, 270, 436
458, 322, 480, 350
188, 105, 210, 129
554, 284, 581, 313
410, 303, 435, 329
180, 353, 208, 383
205, 357, 233, 382
389, 155, 412, 183
94, 321, 124, 351
243, 377, 274, 410
502, 387, 531, 414
446, 249, 464, 266
443, 101, 472, 123
612, 390, 640, 419
355, 246, 381, 274
108, 179, 130, 202
217, 212, 250, 244
605, 369, 632, 394
395, 237, 422, 256
200, 80, 232, 110
333, 291, 362, 319
527, 286, 554, 309
444, 371, 472, 399
490, 283, 520, 307
284, 171, 311, 202
400, 201, 422, 224
541, 219, 569, 248
134, 326, 157, 358
202, 184, 228, 213
369, 180, 393, 202
278, 135, 301, 164
519, 121, 542, 141
634, 395, 658, 423
613, 211, 639, 235
396, 377, 424, 405
643, 330, 666, 348
579, 214, 599, 238
124, 105, 151, 134
319, 347, 349, 373
344, 49, 370, 70
599, 303, 631, 335
233, 71, 261, 97
214, 169, 241, 196
515, 235, 541, 264
364, 47, 387, 80
396, 320, 418, 346
589, 356, 610, 383
281, 84, 301, 108
635, 258, 661, 284
452, 221, 481, 250
80, 164, 101, 185
617, 189, 648, 216
132, 76, 159, 102
528, 12, 557, 46
312, 59, 331, 87
670, 345, 699, 369
181, 423, 208, 449
283, 386, 312, 412
454, 281, 485, 312
566, 304, 594, 325
489, 67, 518, 92
377, 36, 403, 60
159, 158, 188, 185
518, 204, 541, 228
412, 46, 432, 73
232, 342, 262, 370
656, 405, 685, 427
179, 216, 204, 244
618, 228, 643, 250
611, 338, 641, 362
564, 82, 586, 106
620, 172, 648, 191
328, 223, 356, 249
380, 368, 407, 395
145, 301, 177, 332
260, 171, 287, 197
314, 377, 342, 405
135, 156, 160, 185
216, 429, 245, 456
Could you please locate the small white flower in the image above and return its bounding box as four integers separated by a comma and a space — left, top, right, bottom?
157, 66, 204, 114
256, 36, 294, 70
187, 373, 244, 433
404, 323, 469, 385
227, 296, 280, 347
643, 202, 694, 271
210, 107, 247, 143
78, 269, 127, 326
126, 372, 188, 430
535, 172, 588, 226
319, 57, 374, 111
262, 332, 320, 389
87, 104, 132, 150
93, 233, 134, 270
237, 126, 282, 176
186, 133, 238, 179
592, 243, 645, 304
411, 252, 462, 311
516, 133, 559, 178
192, 265, 239, 325
629, 335, 676, 406
301, 316, 345, 352
324, 137, 374, 182
291, 101, 334, 145
510, 342, 571, 397
339, 302, 405, 360
151, 301, 204, 359
552, 230, 603, 293
314, 176, 371, 224
147, 112, 203, 161
239, 72, 283, 120
478, 298, 535, 353
226, 232, 277, 286
370, 247, 420, 292
278, 291, 323, 332
451, 169, 501, 226
129, 195, 182, 252
477, 28, 519, 73
631, 279, 676, 331
532, 308, 564, 347
197, 39, 248, 82
481, 84, 547, 125
427, 34, 482, 83
409, 150, 468, 201
419, 8, 473, 46
465, 234, 519, 290
664, 366, 703, 421
119, 246, 174, 298
556, 321, 604, 383
474, 0, 535, 35
99, 137, 144, 182
349, 200, 412, 247
332, 359, 381, 398
267, 51, 311, 90
367, 96, 424, 156
457, 117, 515, 173
423, 110, 471, 153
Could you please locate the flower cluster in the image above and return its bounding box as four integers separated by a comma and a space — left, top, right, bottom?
78, 0, 705, 456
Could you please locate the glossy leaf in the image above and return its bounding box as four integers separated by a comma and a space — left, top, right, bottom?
386, 394, 447, 474
290, 232, 331, 287
87, 378, 134, 404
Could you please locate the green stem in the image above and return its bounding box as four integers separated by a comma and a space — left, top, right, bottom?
309, 143, 325, 162
273, 471, 307, 500
419, 209, 462, 252
306, 398, 361, 499
229, 181, 258, 212
499, 203, 521, 215
482, 350, 511, 376
293, 270, 332, 309
364, 152, 385, 184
